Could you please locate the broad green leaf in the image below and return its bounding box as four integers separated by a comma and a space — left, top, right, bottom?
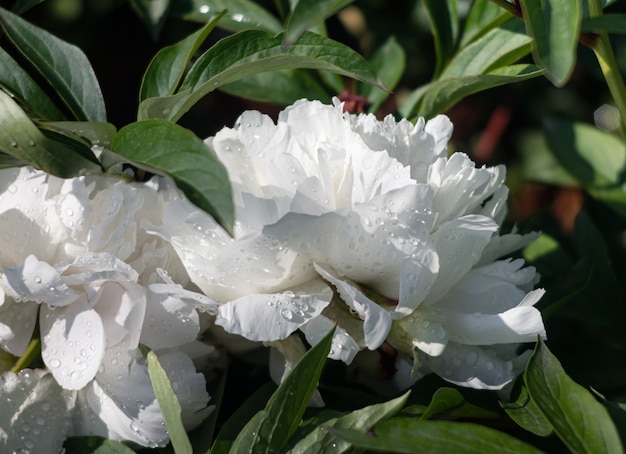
0, 48, 64, 120
40, 121, 117, 148
525, 339, 623, 454
138, 31, 385, 122
411, 64, 543, 119
460, 0, 512, 46
63, 436, 136, 453
170, 0, 282, 33
0, 7, 106, 122
140, 11, 226, 101
129, 0, 171, 40
418, 387, 498, 421
520, 0, 581, 87
284, 0, 355, 47
285, 392, 409, 454
11, 0, 44, 15
582, 14, 626, 34
147, 351, 192, 454
211, 382, 277, 454
423, 0, 458, 78
0, 154, 24, 169
593, 391, 626, 448
441, 20, 531, 78
519, 131, 579, 186
502, 382, 553, 437
0, 90, 102, 177
111, 120, 234, 234
229, 327, 335, 453
219, 69, 330, 105
359, 36, 405, 113
330, 418, 543, 453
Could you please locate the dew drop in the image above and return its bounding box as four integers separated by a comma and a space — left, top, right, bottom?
49, 358, 61, 368
199, 5, 210, 13
33, 276, 42, 284
280, 308, 293, 320
8, 184, 17, 194
485, 361, 495, 371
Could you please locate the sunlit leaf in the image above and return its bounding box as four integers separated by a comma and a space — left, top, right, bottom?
111, 120, 234, 234
229, 328, 335, 453
170, 0, 282, 33
285, 392, 409, 453
330, 418, 543, 453
147, 351, 192, 454
138, 31, 385, 122
284, 0, 354, 47
0, 7, 106, 121
525, 339, 623, 454
0, 48, 64, 120
139, 11, 226, 101
460, 0, 512, 46
0, 90, 102, 177
520, 0, 581, 87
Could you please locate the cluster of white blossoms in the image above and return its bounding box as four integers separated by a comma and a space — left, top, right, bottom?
0, 168, 214, 451
152, 98, 546, 390
0, 98, 547, 451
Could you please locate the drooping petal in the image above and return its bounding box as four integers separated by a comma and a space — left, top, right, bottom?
216, 287, 332, 342
0, 369, 73, 453
40, 297, 105, 390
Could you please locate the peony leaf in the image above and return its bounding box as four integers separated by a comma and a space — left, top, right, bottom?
329, 418, 543, 453
525, 339, 624, 454
0, 7, 106, 121
460, 0, 512, 47
520, 0, 581, 87
170, 0, 282, 34
285, 392, 409, 454
0, 47, 64, 120
0, 90, 102, 177
283, 0, 355, 47
137, 31, 385, 122
147, 351, 192, 454
40, 121, 117, 149
111, 119, 234, 234
502, 382, 553, 437
423, 0, 458, 78
139, 11, 226, 101
582, 14, 626, 34
63, 436, 136, 454
419, 387, 499, 421
229, 327, 335, 453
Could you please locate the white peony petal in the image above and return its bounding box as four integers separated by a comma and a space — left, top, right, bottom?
0, 369, 73, 453
446, 306, 546, 345
94, 280, 146, 348
396, 309, 449, 356
0, 298, 38, 356
302, 315, 360, 364
2, 255, 79, 306
422, 343, 517, 390
314, 264, 392, 350
396, 252, 439, 315
216, 289, 332, 342
40, 298, 105, 390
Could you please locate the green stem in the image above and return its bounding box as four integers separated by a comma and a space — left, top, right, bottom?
588, 0, 626, 135
11, 337, 40, 373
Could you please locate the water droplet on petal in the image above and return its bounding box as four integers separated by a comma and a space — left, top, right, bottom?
49, 358, 61, 368
280, 308, 293, 320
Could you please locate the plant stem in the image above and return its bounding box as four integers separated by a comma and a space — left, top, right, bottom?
11, 337, 40, 373
588, 0, 626, 135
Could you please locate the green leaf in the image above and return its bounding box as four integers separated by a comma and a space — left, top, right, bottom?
138, 30, 385, 122
0, 90, 102, 177
129, 0, 171, 40
423, 0, 458, 78
441, 20, 532, 79
460, 0, 513, 46
519, 131, 579, 186
330, 418, 543, 453
0, 48, 65, 120
525, 339, 624, 454
11, 0, 44, 15
219, 69, 330, 105
502, 381, 553, 437
170, 0, 282, 34
229, 327, 335, 453
359, 36, 405, 113
284, 0, 355, 47
111, 120, 234, 234
418, 387, 498, 421
147, 351, 192, 454
582, 14, 626, 34
408, 64, 543, 119
40, 121, 117, 148
63, 436, 136, 453
139, 11, 226, 101
0, 7, 106, 122
520, 0, 582, 87
285, 392, 409, 454
210, 382, 277, 454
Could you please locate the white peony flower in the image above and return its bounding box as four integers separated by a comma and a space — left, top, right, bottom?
153, 98, 546, 390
